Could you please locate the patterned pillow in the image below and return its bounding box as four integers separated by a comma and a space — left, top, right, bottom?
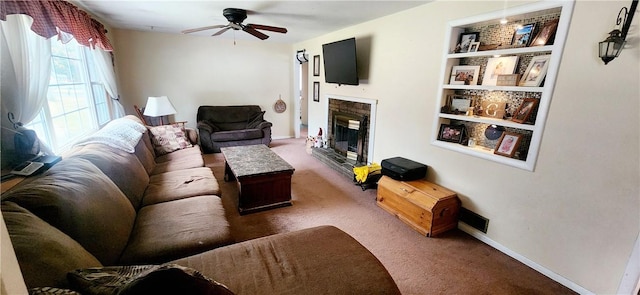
29, 287, 81, 295
67, 264, 234, 295
147, 124, 193, 156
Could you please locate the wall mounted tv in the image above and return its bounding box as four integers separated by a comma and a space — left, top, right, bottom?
322, 37, 359, 86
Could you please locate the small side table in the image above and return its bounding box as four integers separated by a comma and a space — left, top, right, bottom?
1, 174, 25, 194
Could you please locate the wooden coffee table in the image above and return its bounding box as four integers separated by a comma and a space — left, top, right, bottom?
220, 145, 295, 214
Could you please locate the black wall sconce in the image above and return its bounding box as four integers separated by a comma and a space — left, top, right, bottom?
599, 0, 638, 65
296, 49, 308, 64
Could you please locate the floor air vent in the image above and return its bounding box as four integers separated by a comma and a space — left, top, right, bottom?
459, 207, 489, 233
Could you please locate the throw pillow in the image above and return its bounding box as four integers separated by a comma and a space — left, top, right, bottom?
246, 111, 265, 128
29, 287, 82, 295
147, 124, 193, 156
68, 264, 234, 295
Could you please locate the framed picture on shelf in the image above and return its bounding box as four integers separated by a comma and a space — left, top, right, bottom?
468, 41, 480, 52
457, 32, 479, 53
511, 23, 536, 46
449, 65, 480, 85
438, 124, 466, 143
519, 54, 551, 87
313, 55, 320, 76
451, 96, 472, 114
481, 56, 519, 86
494, 132, 522, 157
512, 98, 538, 123
313, 82, 320, 102
530, 19, 558, 46
443, 94, 478, 115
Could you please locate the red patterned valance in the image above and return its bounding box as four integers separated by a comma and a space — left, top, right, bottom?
0, 0, 113, 51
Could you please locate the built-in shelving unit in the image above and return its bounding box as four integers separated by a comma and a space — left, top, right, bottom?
431, 1, 575, 171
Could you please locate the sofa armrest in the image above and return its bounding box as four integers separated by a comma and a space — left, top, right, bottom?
196, 121, 216, 134
171, 226, 400, 294
185, 128, 198, 145
197, 121, 216, 153
255, 121, 273, 130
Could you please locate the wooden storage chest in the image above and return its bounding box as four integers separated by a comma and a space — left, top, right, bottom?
376, 176, 460, 237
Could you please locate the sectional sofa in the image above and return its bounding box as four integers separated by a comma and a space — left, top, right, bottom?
1, 115, 400, 294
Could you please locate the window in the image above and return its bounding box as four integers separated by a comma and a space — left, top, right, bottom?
26, 38, 112, 153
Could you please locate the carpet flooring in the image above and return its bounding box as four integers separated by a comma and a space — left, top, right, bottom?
203, 137, 576, 295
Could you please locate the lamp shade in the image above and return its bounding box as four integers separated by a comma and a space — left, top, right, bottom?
143, 96, 176, 117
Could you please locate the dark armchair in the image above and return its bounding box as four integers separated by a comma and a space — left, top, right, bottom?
196, 105, 272, 153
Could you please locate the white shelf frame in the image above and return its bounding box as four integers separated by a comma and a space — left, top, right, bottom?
431, 1, 575, 171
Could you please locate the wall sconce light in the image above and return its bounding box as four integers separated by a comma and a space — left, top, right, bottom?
599, 0, 638, 65
296, 49, 308, 64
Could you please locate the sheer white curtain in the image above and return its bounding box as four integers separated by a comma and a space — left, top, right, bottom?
90, 48, 125, 118
0, 14, 52, 158
0, 14, 51, 126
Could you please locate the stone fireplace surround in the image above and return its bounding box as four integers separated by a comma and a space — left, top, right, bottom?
311, 95, 377, 179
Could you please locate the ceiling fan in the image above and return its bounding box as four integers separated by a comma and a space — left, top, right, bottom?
181, 8, 288, 40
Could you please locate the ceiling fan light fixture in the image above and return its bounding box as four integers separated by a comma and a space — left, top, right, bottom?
182, 8, 287, 40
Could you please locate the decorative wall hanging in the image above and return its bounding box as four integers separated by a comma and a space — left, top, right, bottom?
313, 82, 320, 102
313, 55, 320, 76
274, 95, 286, 113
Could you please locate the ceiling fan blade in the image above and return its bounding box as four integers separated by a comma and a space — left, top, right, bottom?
212, 27, 231, 37
247, 24, 288, 34
229, 23, 242, 30
181, 25, 227, 34
243, 26, 269, 40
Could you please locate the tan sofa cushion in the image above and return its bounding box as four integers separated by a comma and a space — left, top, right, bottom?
120, 196, 232, 265
3, 158, 136, 265
171, 225, 401, 295
1, 201, 102, 289
132, 123, 204, 175
155, 145, 202, 163
143, 167, 220, 206
66, 144, 149, 209
151, 156, 204, 175
134, 133, 157, 175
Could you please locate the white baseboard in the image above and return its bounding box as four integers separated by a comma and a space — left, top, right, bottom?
457, 223, 592, 294
618, 232, 640, 295
272, 135, 294, 140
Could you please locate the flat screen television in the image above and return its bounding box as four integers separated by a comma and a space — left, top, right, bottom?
322, 37, 358, 86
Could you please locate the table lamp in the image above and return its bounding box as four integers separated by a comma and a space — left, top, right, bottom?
143, 96, 176, 125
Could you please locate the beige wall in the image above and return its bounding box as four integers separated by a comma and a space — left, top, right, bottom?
111, 29, 295, 138
2, 1, 630, 294
295, 1, 639, 294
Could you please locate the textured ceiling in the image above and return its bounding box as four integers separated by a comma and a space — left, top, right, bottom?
73, 1, 431, 43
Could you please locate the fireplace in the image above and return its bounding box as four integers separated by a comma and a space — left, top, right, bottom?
327, 97, 375, 164
332, 112, 367, 162
311, 95, 377, 179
